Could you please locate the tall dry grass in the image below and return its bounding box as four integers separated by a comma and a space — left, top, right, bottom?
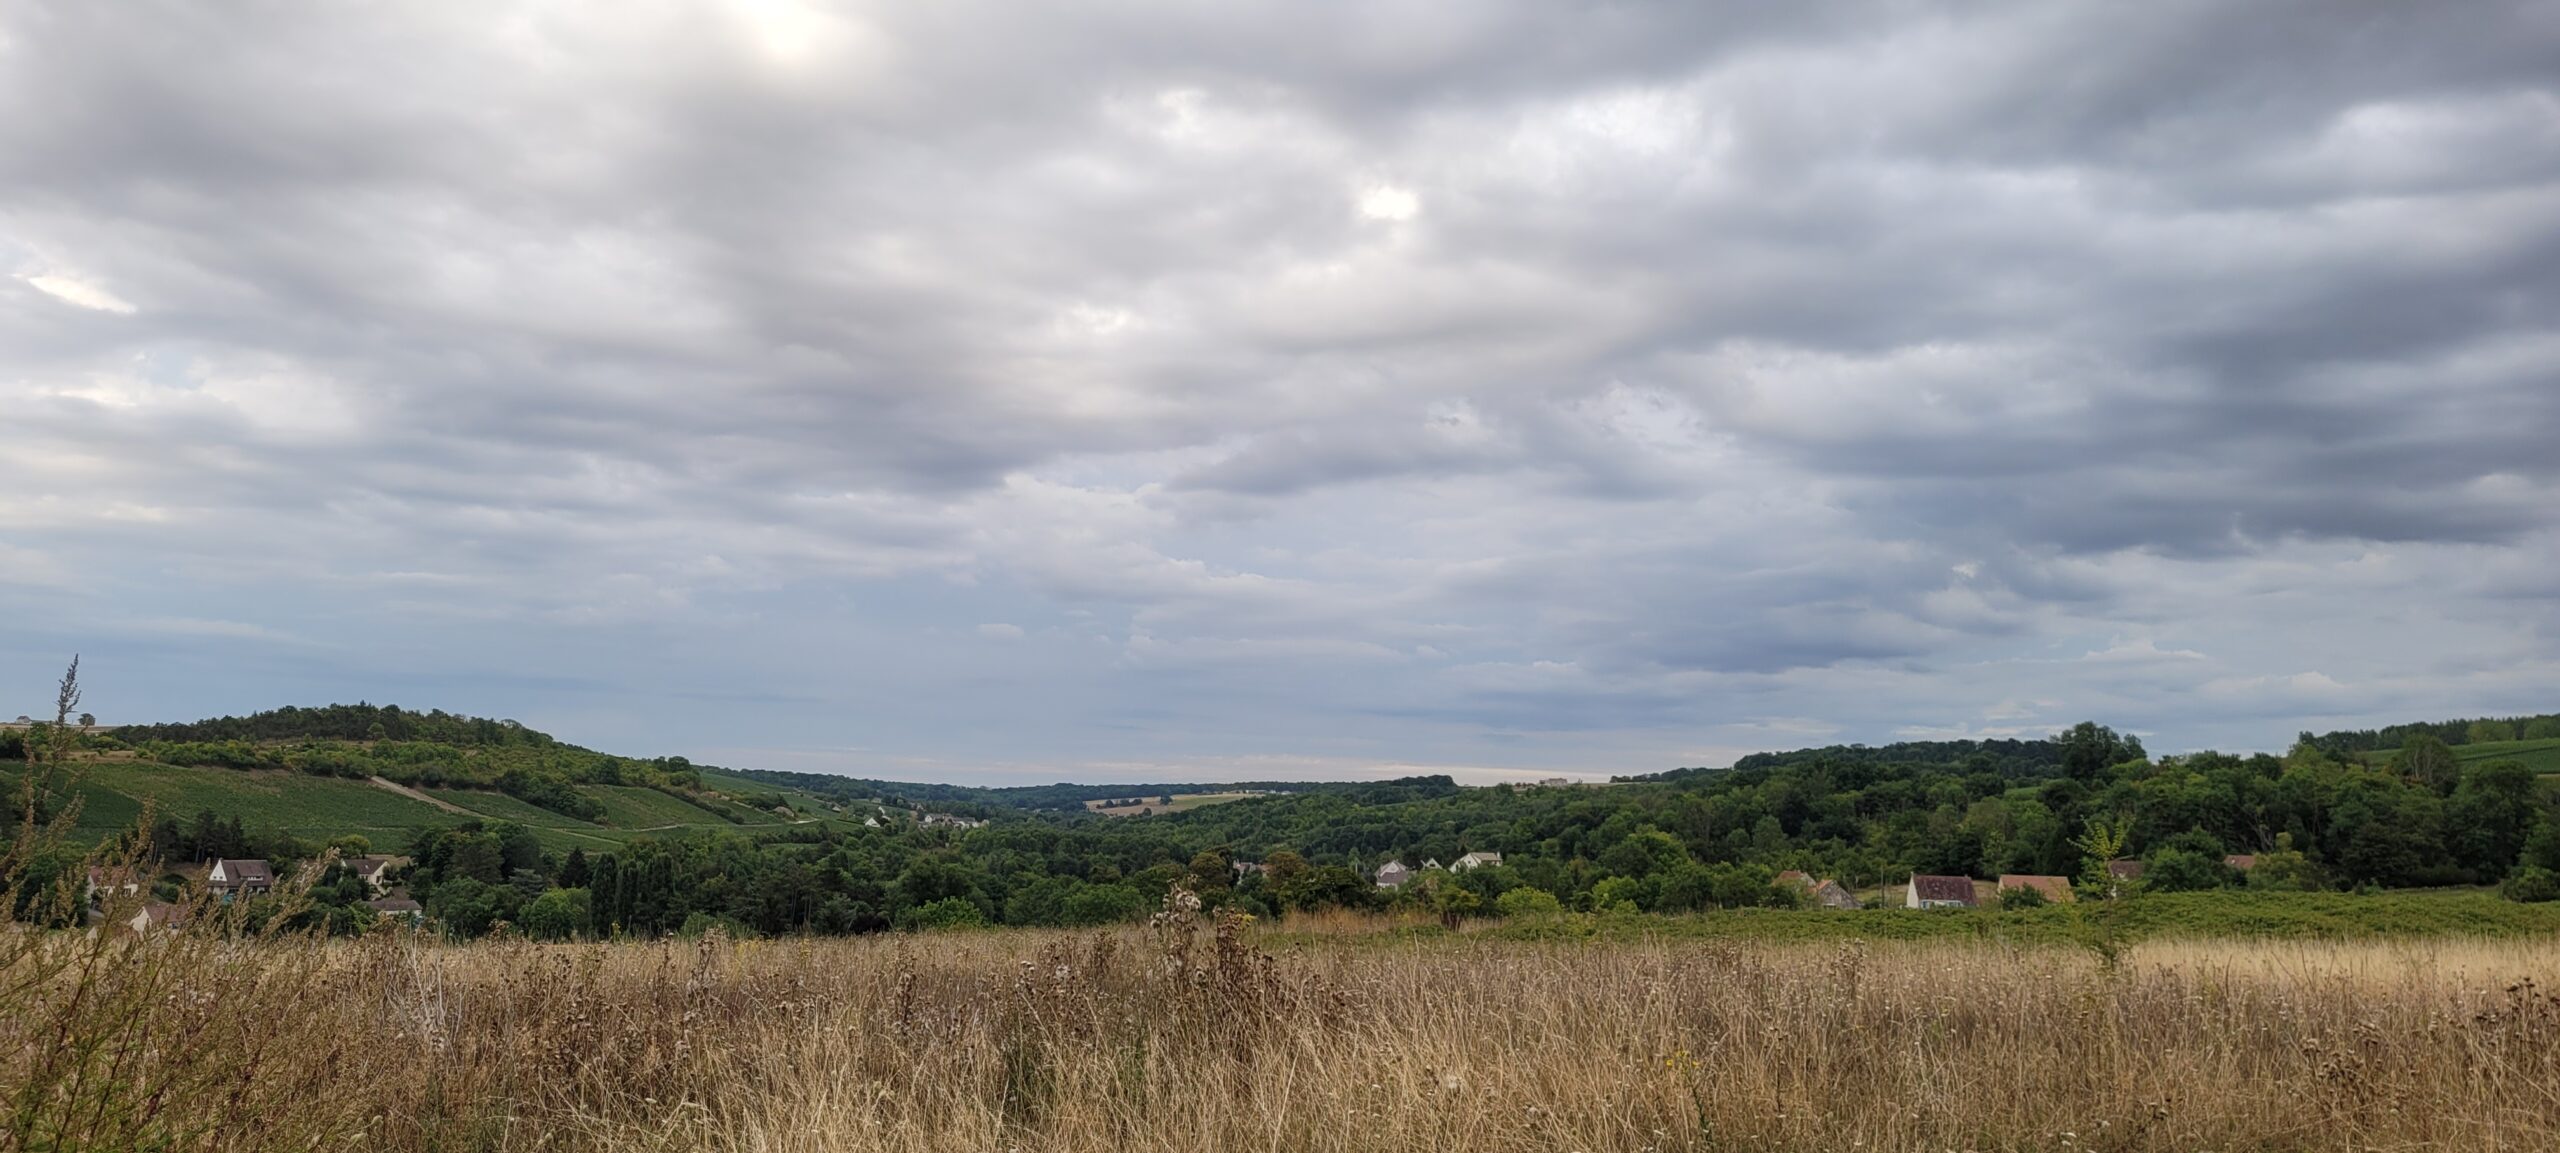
7, 905, 2560, 1152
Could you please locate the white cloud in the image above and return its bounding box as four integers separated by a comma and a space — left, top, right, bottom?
1357, 183, 1420, 222
23, 274, 134, 314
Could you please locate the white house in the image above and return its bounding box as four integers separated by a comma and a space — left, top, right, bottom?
1904, 874, 1977, 909
340, 856, 404, 895
1375, 860, 1413, 889
207, 859, 275, 902
1454, 852, 1504, 871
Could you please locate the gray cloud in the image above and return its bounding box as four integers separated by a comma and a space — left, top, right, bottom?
2, 0, 2556, 778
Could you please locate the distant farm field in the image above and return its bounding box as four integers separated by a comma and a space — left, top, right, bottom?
2362, 736, 2560, 774
1083, 791, 1263, 816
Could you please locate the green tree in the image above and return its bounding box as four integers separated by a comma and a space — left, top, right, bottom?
2142, 847, 2233, 892
2074, 814, 2133, 899
427, 877, 517, 939
2446, 760, 2538, 879
1588, 876, 1643, 913
1183, 850, 1232, 897
589, 852, 622, 933
522, 888, 593, 941
2060, 722, 2144, 782
2326, 777, 2447, 888
1596, 828, 1688, 879
1494, 886, 1563, 918
2398, 734, 2460, 795
1061, 883, 1147, 925
558, 847, 591, 889
1430, 882, 1481, 929
2466, 720, 2517, 744
903, 895, 986, 930
2245, 833, 2323, 891
1282, 866, 1375, 913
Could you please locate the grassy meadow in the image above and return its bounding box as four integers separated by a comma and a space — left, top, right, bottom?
10, 901, 2560, 1153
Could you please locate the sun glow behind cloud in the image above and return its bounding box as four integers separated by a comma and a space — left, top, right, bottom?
23, 274, 134, 314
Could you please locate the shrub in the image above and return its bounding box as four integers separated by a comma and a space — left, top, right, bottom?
1588, 876, 1645, 913
2502, 866, 2560, 904
2144, 847, 2236, 893
1997, 885, 2049, 911
1495, 886, 1564, 918
904, 895, 987, 930
522, 888, 594, 940
1061, 883, 1147, 925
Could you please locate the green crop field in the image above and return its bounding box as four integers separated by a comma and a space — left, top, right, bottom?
423, 787, 592, 827
581, 784, 741, 828
2454, 737, 2560, 773
2362, 737, 2560, 774
26, 760, 468, 843
0, 758, 836, 855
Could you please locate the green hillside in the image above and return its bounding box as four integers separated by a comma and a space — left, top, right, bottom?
5, 750, 845, 854
20, 760, 468, 844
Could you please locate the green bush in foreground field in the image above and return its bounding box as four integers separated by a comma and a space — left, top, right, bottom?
2503, 867, 2560, 903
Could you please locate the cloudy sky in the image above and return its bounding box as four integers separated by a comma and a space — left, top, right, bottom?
4, 2, 2556, 783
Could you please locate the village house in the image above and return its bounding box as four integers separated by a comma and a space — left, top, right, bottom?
1232, 860, 1267, 882
1997, 874, 2075, 904
366, 897, 425, 922
1375, 860, 1413, 889
1421, 858, 1444, 871
125, 902, 191, 936
2223, 854, 2257, 872
344, 855, 407, 893
1905, 874, 1978, 909
207, 858, 275, 902
2106, 859, 2146, 882
1453, 851, 1504, 871
85, 865, 143, 905
1774, 869, 1811, 889
1810, 879, 1862, 909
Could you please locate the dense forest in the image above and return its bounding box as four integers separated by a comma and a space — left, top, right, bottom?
10, 704, 2560, 940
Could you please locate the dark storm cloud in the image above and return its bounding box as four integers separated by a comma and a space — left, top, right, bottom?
3, 0, 2556, 774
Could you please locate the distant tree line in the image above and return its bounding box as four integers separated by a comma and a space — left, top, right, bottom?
115, 703, 556, 747
2299, 713, 2560, 758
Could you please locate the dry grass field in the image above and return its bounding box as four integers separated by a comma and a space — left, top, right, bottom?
9, 899, 2560, 1153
